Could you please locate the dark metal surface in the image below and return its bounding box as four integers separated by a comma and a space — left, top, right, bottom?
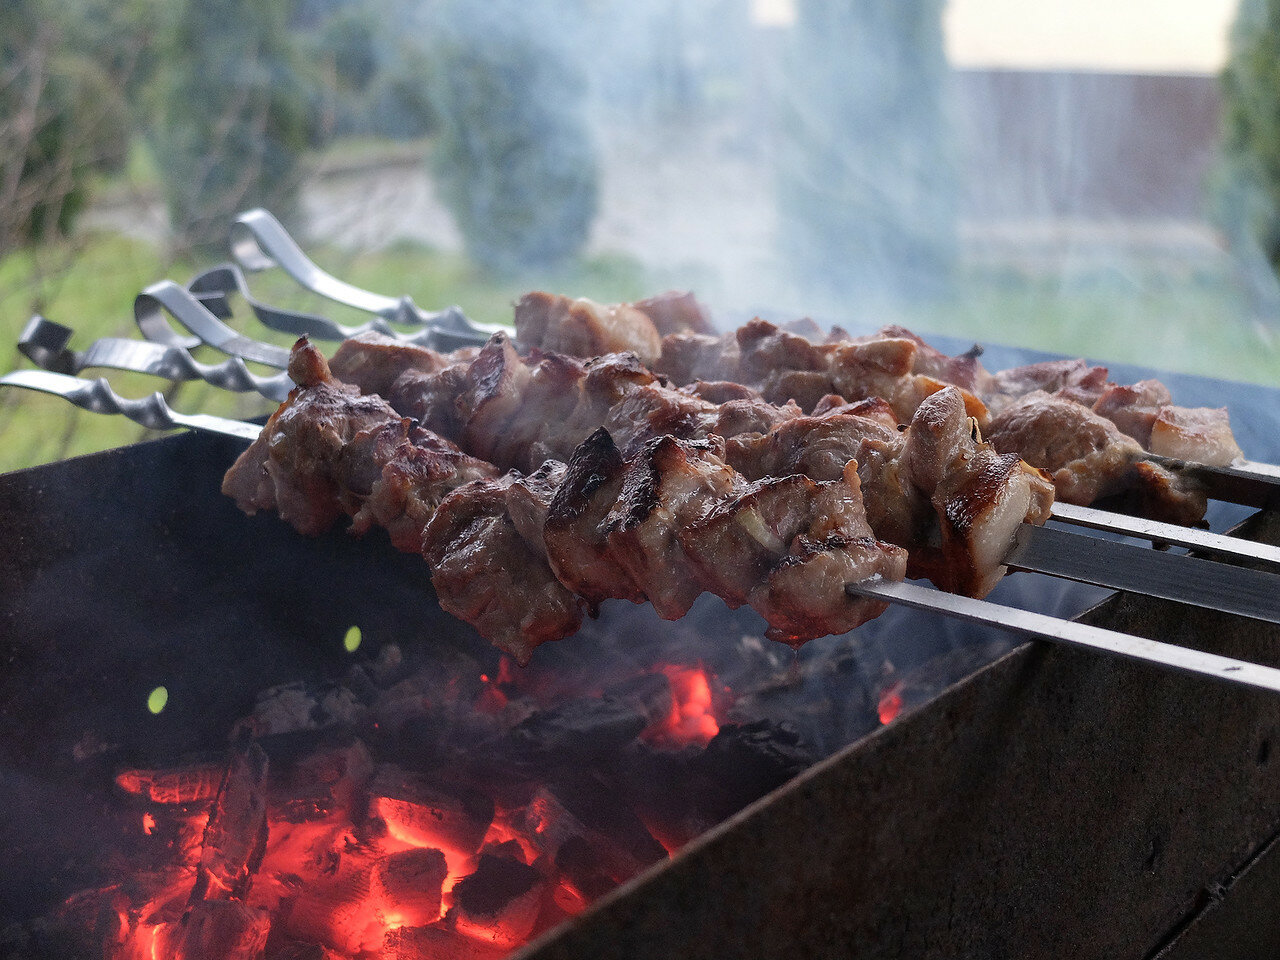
849, 577, 1280, 693
1006, 521, 1280, 625
518, 510, 1280, 960
0, 432, 492, 922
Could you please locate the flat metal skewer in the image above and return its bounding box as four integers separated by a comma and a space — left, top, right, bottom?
847, 578, 1280, 696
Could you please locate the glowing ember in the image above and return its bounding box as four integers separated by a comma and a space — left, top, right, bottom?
645, 664, 721, 747
44, 645, 825, 960
878, 681, 905, 725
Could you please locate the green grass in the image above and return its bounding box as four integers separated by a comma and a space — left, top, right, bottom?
901, 267, 1280, 385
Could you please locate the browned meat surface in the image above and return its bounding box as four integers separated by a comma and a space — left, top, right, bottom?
726, 413, 896, 483
986, 359, 1111, 413
682, 465, 908, 642
810, 395, 900, 428
1091, 379, 1172, 446
632, 290, 716, 336
878, 324, 994, 395
514, 291, 661, 367
986, 391, 1144, 505
653, 331, 739, 385
223, 342, 407, 536
900, 388, 1055, 596
602, 384, 719, 456
543, 429, 646, 608
680, 379, 760, 403
984, 391, 1208, 523
423, 475, 583, 665
328, 332, 451, 399
223, 340, 496, 548
603, 436, 742, 620
1148, 405, 1245, 466
349, 428, 497, 553
388, 365, 470, 439
501, 460, 566, 558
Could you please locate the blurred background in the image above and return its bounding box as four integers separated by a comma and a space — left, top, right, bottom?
1, 0, 1277, 471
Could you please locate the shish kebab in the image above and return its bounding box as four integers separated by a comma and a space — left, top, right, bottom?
7, 358, 1280, 702
97, 275, 1278, 554
19, 280, 1280, 609
220, 208, 1260, 496
16, 308, 1280, 642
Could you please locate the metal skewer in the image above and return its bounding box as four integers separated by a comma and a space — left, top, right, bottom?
848, 578, 1280, 696
227, 209, 502, 349
6, 368, 1280, 691
18, 315, 293, 402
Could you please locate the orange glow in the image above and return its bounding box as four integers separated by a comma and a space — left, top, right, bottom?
878, 682, 904, 725
644, 665, 721, 748
141, 813, 156, 835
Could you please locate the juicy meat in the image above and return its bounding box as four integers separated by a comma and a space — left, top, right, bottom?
1148, 406, 1245, 466
514, 291, 662, 368
986, 359, 1111, 413
423, 475, 583, 666
632, 290, 716, 336
328, 332, 451, 399
603, 435, 742, 620
543, 429, 646, 608
654, 331, 739, 385
1091, 379, 1172, 447
726, 413, 897, 483
682, 463, 908, 642
985, 391, 1145, 505
902, 388, 1055, 597
985, 390, 1206, 523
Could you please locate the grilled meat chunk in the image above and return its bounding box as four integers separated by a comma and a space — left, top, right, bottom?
543, 429, 646, 608
603, 435, 743, 620
682, 463, 908, 642
423, 474, 583, 665
514, 291, 662, 367
632, 290, 716, 336
223, 340, 496, 549
1148, 406, 1244, 466
984, 390, 1205, 523
328, 332, 452, 399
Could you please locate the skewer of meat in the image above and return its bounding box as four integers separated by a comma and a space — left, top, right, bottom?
515, 292, 1235, 522
223, 339, 912, 664
326, 329, 1055, 595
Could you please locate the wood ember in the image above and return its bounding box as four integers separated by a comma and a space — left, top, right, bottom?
367, 766, 494, 865
505, 696, 653, 766
380, 922, 508, 960
40, 624, 849, 959
450, 853, 546, 947
172, 899, 271, 960
372, 848, 448, 927
283, 858, 383, 955
189, 742, 270, 903
265, 941, 346, 960
692, 719, 816, 822
114, 761, 227, 804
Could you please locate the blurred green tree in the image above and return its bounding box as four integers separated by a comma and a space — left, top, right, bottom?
776, 0, 957, 310
424, 0, 599, 275
145, 0, 322, 253
0, 0, 135, 257
1217, 0, 1280, 306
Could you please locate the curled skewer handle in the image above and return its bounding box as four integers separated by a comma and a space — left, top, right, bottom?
227, 209, 502, 348
18, 316, 292, 402
231, 208, 403, 316
188, 263, 497, 351
135, 280, 293, 369
0, 369, 262, 442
